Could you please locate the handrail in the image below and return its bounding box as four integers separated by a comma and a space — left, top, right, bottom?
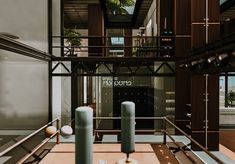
94, 116, 224, 164
93, 116, 164, 120
164, 117, 224, 164
0, 118, 60, 157
17, 130, 59, 164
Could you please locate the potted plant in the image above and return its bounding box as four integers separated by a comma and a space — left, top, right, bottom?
225, 90, 235, 107
64, 28, 82, 56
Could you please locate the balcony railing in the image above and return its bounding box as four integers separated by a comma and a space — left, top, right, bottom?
52, 35, 175, 58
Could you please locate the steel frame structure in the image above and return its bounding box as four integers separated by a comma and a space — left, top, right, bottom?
1, 0, 234, 122
51, 57, 175, 77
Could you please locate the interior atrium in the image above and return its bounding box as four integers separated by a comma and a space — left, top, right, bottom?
0, 0, 235, 163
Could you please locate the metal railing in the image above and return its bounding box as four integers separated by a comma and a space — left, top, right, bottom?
93, 116, 224, 164
52, 35, 175, 58
0, 116, 224, 163
0, 118, 60, 164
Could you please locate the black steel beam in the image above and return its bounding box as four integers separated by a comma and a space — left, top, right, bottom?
52, 73, 175, 77
60, 0, 64, 57
0, 34, 51, 61
48, 0, 53, 122
52, 56, 176, 62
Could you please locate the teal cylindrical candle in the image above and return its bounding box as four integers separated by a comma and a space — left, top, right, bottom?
121, 101, 135, 154
75, 106, 93, 164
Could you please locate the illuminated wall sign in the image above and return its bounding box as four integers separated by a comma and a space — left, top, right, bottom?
102, 77, 133, 87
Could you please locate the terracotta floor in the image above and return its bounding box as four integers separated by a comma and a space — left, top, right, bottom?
220, 129, 235, 152
39, 144, 160, 164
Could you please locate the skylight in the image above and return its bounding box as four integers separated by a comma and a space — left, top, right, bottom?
106, 0, 136, 15
106, 0, 137, 23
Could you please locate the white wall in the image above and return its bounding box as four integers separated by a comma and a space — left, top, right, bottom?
144, 0, 158, 36
0, 60, 48, 129
0, 0, 52, 129
0, 0, 48, 50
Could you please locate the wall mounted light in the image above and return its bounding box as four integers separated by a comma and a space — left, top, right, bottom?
218, 53, 228, 61
207, 56, 216, 63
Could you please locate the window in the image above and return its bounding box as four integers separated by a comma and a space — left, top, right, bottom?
110, 37, 124, 45
220, 72, 235, 108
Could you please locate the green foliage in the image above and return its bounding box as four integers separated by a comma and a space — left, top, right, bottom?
225, 90, 235, 107
107, 0, 135, 15
64, 28, 82, 47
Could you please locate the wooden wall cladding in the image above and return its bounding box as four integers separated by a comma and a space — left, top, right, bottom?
191, 0, 205, 22
88, 4, 104, 56
175, 38, 191, 57
124, 29, 132, 57
175, 0, 191, 34
191, 24, 206, 48
207, 74, 219, 131
191, 132, 219, 150
175, 67, 191, 120
208, 0, 220, 22
191, 74, 219, 151
208, 25, 220, 43
191, 75, 205, 131
174, 0, 191, 134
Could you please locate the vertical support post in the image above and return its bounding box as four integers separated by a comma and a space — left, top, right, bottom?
163, 118, 166, 144
205, 0, 209, 44
75, 107, 93, 164
205, 74, 208, 149
60, 0, 64, 57
121, 101, 135, 162
48, 0, 53, 122
56, 118, 60, 144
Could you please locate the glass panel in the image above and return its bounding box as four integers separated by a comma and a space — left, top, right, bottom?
219, 76, 225, 108
227, 76, 235, 107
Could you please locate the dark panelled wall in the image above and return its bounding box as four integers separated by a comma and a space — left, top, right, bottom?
124, 29, 133, 57
191, 0, 220, 150
174, 0, 191, 134
88, 4, 105, 56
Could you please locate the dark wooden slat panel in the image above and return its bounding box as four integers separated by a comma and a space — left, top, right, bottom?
191, 0, 205, 22
124, 29, 132, 57
175, 0, 191, 34
209, 0, 219, 22
175, 38, 191, 57
88, 4, 104, 56
191, 75, 205, 131
192, 132, 219, 150
208, 74, 219, 131
191, 24, 205, 48
174, 0, 191, 134
208, 24, 220, 43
